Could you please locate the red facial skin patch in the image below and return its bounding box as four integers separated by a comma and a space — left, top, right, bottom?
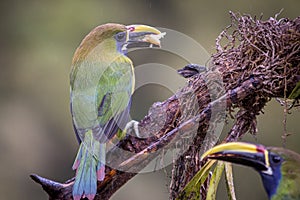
127, 26, 135, 32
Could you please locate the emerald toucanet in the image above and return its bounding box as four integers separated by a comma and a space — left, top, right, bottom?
70, 23, 164, 200
202, 142, 300, 200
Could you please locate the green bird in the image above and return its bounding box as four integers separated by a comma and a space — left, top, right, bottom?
201, 142, 300, 200
70, 23, 164, 200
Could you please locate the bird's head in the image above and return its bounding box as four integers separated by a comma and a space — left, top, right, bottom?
201, 142, 300, 199
72, 23, 165, 64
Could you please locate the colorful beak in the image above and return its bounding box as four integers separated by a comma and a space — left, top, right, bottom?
201, 142, 272, 173
125, 24, 166, 48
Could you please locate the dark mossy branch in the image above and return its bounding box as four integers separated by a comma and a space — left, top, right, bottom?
31, 13, 299, 200
171, 12, 299, 200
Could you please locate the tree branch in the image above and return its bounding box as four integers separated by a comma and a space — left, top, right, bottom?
31, 12, 300, 200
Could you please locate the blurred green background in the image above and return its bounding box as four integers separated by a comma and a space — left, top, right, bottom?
0, 0, 299, 199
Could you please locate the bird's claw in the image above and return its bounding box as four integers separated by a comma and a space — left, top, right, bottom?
124, 120, 141, 138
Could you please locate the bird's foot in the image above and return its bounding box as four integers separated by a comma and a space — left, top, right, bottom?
124, 120, 141, 138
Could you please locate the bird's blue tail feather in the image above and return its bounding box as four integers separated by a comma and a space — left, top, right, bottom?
72, 130, 105, 200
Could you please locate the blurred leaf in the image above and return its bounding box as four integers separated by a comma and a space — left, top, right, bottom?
206, 161, 225, 200
288, 81, 300, 99
177, 160, 216, 200
224, 162, 236, 200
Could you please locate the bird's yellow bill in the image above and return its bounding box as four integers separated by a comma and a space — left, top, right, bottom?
126, 24, 166, 47
201, 142, 260, 160
201, 142, 271, 168
127, 24, 161, 34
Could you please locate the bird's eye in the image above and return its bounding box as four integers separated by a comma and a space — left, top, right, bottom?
272, 155, 282, 164
115, 32, 126, 42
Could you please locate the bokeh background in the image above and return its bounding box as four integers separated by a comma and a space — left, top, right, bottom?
0, 0, 299, 199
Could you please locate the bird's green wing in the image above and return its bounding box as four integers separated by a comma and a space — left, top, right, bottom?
94, 57, 134, 142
